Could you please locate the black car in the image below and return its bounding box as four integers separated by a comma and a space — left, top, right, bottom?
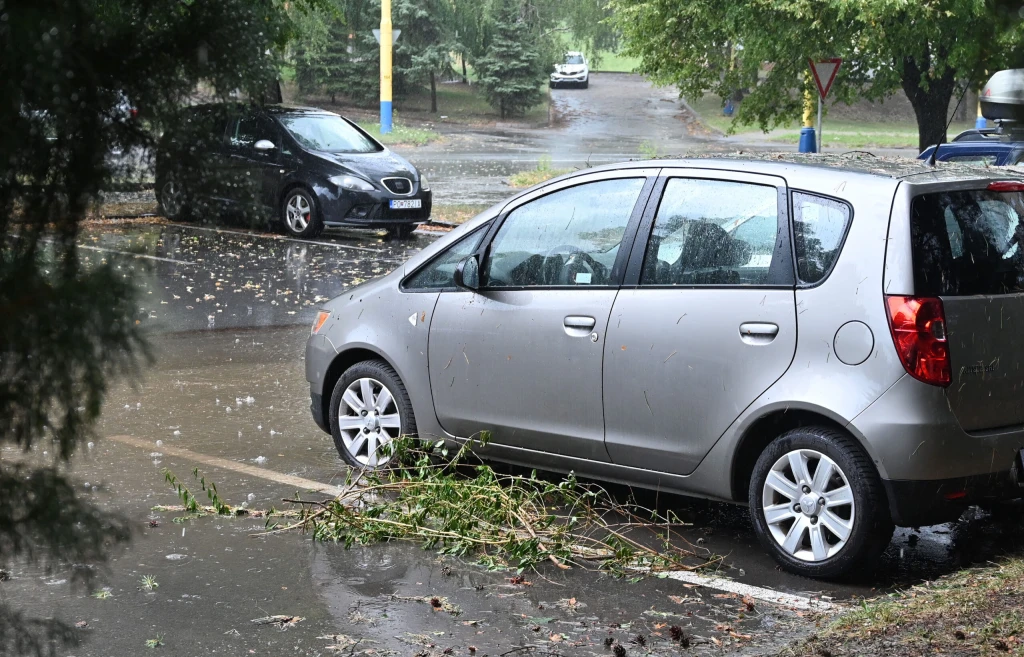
155, 104, 432, 239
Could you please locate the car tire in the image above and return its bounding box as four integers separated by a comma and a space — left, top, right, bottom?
581, 79, 589, 89
329, 359, 417, 470
157, 175, 190, 221
281, 187, 324, 238
748, 426, 894, 579
387, 224, 417, 240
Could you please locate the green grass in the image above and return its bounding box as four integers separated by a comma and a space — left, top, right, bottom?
778, 558, 1024, 657
399, 83, 550, 125
687, 93, 975, 149
355, 122, 440, 147
308, 81, 550, 127
430, 204, 490, 226
509, 155, 572, 188
591, 50, 641, 73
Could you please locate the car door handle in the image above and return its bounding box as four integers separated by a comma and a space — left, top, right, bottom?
564, 316, 597, 329
739, 322, 779, 344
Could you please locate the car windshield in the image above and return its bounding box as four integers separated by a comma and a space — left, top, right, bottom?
277, 114, 381, 153
564, 54, 584, 65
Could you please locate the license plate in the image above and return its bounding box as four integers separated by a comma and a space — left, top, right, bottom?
389, 199, 422, 210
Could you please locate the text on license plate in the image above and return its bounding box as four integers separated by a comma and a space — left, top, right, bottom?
389, 199, 422, 209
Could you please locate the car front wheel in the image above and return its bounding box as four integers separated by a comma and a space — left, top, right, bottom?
749, 427, 893, 579
281, 188, 324, 238
387, 224, 417, 240
329, 360, 417, 469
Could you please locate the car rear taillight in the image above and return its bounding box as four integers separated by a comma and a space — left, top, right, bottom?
885, 296, 951, 387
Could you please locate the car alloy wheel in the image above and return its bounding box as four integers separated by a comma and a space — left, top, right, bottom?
160, 179, 184, 219
285, 193, 312, 233
335, 377, 402, 467
761, 449, 855, 562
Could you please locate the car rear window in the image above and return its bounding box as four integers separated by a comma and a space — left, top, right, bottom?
911, 190, 1024, 296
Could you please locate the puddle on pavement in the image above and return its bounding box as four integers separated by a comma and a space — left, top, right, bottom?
79, 222, 432, 332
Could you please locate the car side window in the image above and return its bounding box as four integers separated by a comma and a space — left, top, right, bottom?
641, 178, 778, 286
404, 227, 487, 290
792, 192, 852, 284
482, 178, 645, 288
229, 115, 276, 149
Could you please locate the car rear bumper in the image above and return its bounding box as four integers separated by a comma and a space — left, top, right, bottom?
851, 374, 1024, 524
885, 466, 1024, 526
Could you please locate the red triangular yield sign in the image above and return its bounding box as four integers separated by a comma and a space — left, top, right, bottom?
809, 58, 842, 99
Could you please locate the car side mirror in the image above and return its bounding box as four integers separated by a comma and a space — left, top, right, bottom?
254, 139, 276, 152
454, 255, 480, 291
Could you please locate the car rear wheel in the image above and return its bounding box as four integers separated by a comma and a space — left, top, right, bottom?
158, 176, 190, 221
329, 360, 417, 469
281, 188, 324, 238
749, 426, 893, 579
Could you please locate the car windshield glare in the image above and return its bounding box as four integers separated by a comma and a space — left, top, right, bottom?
278, 114, 381, 153
565, 55, 584, 65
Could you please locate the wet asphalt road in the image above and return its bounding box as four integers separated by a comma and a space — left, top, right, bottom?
5, 75, 1021, 656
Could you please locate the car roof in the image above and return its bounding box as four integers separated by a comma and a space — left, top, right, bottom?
263, 104, 338, 116
183, 102, 337, 117
577, 152, 1024, 185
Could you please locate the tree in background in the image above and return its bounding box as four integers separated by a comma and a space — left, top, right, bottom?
0, 1, 313, 654
395, 0, 457, 113
293, 0, 379, 105
612, 0, 1024, 150
475, 0, 547, 118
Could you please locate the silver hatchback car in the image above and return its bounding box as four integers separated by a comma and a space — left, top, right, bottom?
306, 157, 1024, 578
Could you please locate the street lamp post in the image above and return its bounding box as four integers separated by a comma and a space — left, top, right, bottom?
380, 0, 393, 134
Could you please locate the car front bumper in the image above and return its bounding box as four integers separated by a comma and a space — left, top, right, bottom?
316, 184, 432, 228
550, 75, 588, 85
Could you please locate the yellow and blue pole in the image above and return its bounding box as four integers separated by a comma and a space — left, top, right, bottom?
380, 0, 393, 134
798, 88, 817, 153
976, 97, 987, 130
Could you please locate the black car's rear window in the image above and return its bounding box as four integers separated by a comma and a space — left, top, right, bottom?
911, 190, 1024, 296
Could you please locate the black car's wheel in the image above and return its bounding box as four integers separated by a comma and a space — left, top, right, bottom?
157, 175, 190, 221
749, 426, 893, 579
281, 187, 324, 238
387, 224, 417, 240
329, 360, 417, 469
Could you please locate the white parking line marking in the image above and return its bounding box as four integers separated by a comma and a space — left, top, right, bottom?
660, 570, 836, 612
76, 243, 198, 266
109, 434, 342, 494
169, 223, 390, 253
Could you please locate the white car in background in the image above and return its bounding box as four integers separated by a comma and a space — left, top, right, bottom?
550, 52, 589, 89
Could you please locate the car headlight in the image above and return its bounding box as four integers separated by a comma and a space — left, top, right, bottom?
329, 174, 375, 192
419, 175, 430, 192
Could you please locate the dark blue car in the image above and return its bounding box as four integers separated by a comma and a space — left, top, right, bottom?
919, 128, 1024, 166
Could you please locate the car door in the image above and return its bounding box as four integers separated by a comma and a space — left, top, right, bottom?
226, 112, 285, 213
427, 170, 658, 461
602, 169, 798, 475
